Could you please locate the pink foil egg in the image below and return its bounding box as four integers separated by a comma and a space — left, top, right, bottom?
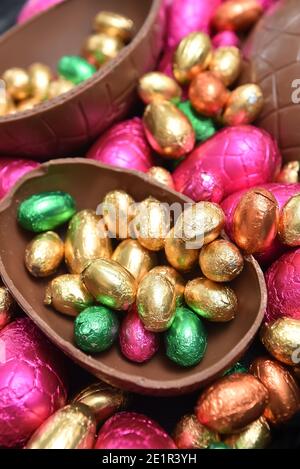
265, 248, 300, 323
0, 158, 39, 200
86, 118, 154, 173
258, 0, 279, 11
173, 126, 281, 203
212, 31, 241, 49
119, 307, 159, 363
158, 48, 175, 79
0, 317, 67, 448
95, 412, 176, 449
18, 0, 63, 23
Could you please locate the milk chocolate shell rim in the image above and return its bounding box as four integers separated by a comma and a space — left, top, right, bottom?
0, 158, 267, 393
0, 0, 162, 121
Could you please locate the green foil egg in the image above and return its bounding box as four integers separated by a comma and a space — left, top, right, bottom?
18, 191, 76, 232
74, 305, 119, 353
223, 361, 248, 376
208, 442, 231, 449
165, 306, 207, 367
58, 56, 96, 85
174, 100, 217, 142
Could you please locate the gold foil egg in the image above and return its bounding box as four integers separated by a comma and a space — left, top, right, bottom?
0, 286, 15, 331
173, 32, 212, 84
47, 79, 74, 99
2, 67, 31, 101
260, 318, 300, 366
134, 196, 170, 251
65, 209, 112, 274
93, 11, 134, 42
165, 227, 199, 272
224, 416, 271, 449
82, 258, 136, 311
147, 166, 175, 190
26, 404, 96, 449
112, 239, 157, 282
199, 239, 244, 282
212, 0, 263, 33
185, 277, 238, 322
44, 274, 94, 316
278, 194, 300, 246
137, 270, 176, 331
17, 97, 41, 112
0, 92, 15, 116
83, 33, 123, 64
173, 414, 220, 449
138, 72, 182, 104
233, 188, 279, 254
150, 265, 185, 305
143, 100, 195, 159
276, 161, 300, 184
25, 231, 64, 277
28, 62, 52, 99
189, 71, 230, 117
195, 373, 269, 434
223, 84, 264, 126
209, 46, 242, 87
102, 190, 135, 239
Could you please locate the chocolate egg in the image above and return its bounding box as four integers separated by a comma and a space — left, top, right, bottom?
195, 373, 269, 434
102, 190, 135, 239
143, 100, 195, 159
189, 72, 230, 117
212, 31, 240, 48
150, 266, 185, 305
165, 227, 199, 272
44, 274, 94, 316
25, 231, 64, 277
28, 62, 52, 99
18, 0, 63, 23
137, 270, 176, 332
0, 286, 15, 330
112, 239, 157, 282
26, 404, 96, 449
47, 78, 74, 99
147, 166, 175, 190
199, 239, 244, 282
223, 84, 264, 126
224, 416, 270, 449
175, 100, 217, 143
185, 277, 238, 322
173, 32, 212, 84
278, 194, 300, 246
209, 46, 242, 86
138, 72, 182, 104
57, 55, 96, 85
250, 357, 300, 424
212, 0, 263, 32
93, 11, 134, 42
82, 33, 123, 64
2, 67, 30, 100
276, 162, 300, 184
0, 92, 15, 116
82, 258, 136, 311
0, 158, 40, 200
260, 318, 300, 366
173, 414, 219, 449
17, 97, 41, 112
134, 197, 170, 251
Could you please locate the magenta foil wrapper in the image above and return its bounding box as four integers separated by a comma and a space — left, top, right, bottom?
17, 0, 63, 23
212, 31, 241, 48
0, 158, 39, 199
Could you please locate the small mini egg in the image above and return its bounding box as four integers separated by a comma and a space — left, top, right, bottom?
137, 270, 176, 332
232, 188, 279, 254
102, 190, 135, 239
165, 306, 207, 367
0, 92, 15, 116
44, 274, 94, 317
82, 33, 123, 65
147, 166, 175, 190
175, 100, 217, 142
199, 239, 244, 282
65, 209, 112, 274
134, 196, 170, 251
143, 100, 195, 159
0, 286, 15, 331
138, 72, 182, 105
18, 191, 76, 232
47, 78, 74, 99
17, 97, 41, 112
28, 62, 52, 99
93, 11, 134, 42
276, 161, 300, 184
224, 416, 271, 449
173, 32, 212, 84
195, 373, 269, 434
2, 67, 30, 100
209, 46, 242, 86
223, 84, 264, 125
260, 318, 300, 366
150, 266, 185, 305
57, 55, 96, 85
212, 31, 240, 49
74, 305, 119, 353
208, 442, 231, 449
82, 258, 136, 311
164, 227, 199, 272
212, 0, 263, 32
112, 239, 157, 283
173, 414, 219, 449
25, 231, 64, 277
189, 72, 230, 117
278, 194, 300, 246
185, 277, 238, 322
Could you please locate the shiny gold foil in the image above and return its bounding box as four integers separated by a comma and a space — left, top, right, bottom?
47, 78, 74, 99
278, 194, 300, 246
173, 32, 212, 84
223, 84, 264, 126
137, 270, 176, 331
0, 92, 15, 116
147, 166, 175, 190
260, 318, 300, 366
65, 209, 112, 274
209, 46, 242, 87
73, 382, 128, 424
138, 72, 182, 105
93, 11, 134, 42
195, 373, 269, 434
112, 239, 157, 282
143, 100, 195, 159
26, 404, 96, 449
17, 97, 41, 112
224, 416, 271, 449
134, 196, 170, 251
165, 227, 199, 272
0, 286, 15, 330
250, 357, 300, 425
28, 63, 52, 99
276, 161, 300, 184
25, 231, 64, 277
44, 274, 94, 316
199, 239, 244, 282
102, 190, 135, 239
82, 258, 136, 311
212, 0, 263, 32
83, 33, 123, 63
150, 266, 185, 305
233, 188, 279, 254
173, 414, 220, 449
185, 277, 238, 322
189, 71, 230, 117
2, 67, 30, 101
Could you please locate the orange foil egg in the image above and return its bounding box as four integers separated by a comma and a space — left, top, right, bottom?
278, 194, 300, 246
212, 0, 263, 33
173, 414, 220, 449
223, 84, 264, 126
189, 72, 230, 117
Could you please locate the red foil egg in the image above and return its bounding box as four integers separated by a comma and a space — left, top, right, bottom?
0, 158, 40, 199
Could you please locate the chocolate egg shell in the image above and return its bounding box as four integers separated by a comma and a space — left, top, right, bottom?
150, 266, 185, 305
82, 258, 136, 311
93, 11, 134, 42
65, 209, 112, 274
0, 286, 15, 330
260, 318, 300, 366
223, 84, 264, 126
278, 194, 300, 246
25, 231, 64, 278
112, 239, 157, 282
224, 416, 270, 449
212, 0, 263, 32
2, 67, 30, 100
102, 190, 135, 239
165, 227, 199, 272
195, 373, 269, 434
173, 414, 219, 449
138, 72, 182, 104
134, 196, 170, 251
28, 62, 52, 99
199, 239, 244, 282
209, 46, 242, 86
189, 72, 229, 117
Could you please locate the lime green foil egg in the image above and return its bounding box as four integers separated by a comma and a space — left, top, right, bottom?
18, 191, 76, 232
58, 56, 96, 85
175, 100, 217, 142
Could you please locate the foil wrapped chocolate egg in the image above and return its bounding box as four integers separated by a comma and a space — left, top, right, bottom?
175, 100, 217, 143
17, 97, 41, 112
164, 227, 199, 272
276, 162, 300, 184
25, 231, 64, 277
0, 286, 15, 331
82, 258, 136, 311
137, 270, 176, 332
57, 55, 96, 85
150, 266, 185, 305
260, 318, 300, 365
278, 194, 300, 246
224, 416, 271, 449
28, 63, 52, 99
173, 414, 219, 449
0, 92, 15, 116
47, 78, 74, 99
65, 209, 112, 274
185, 277, 238, 322
195, 373, 269, 434
93, 11, 134, 42
134, 197, 170, 251
82, 33, 123, 65
209, 46, 242, 87
199, 239, 244, 282
2, 67, 30, 100
45, 274, 94, 316
173, 32, 212, 84
18, 0, 63, 23
112, 239, 157, 283
26, 404, 96, 449
189, 72, 229, 117
223, 84, 264, 126
212, 31, 240, 49
143, 100, 195, 159
0, 158, 40, 199
212, 0, 263, 32
138, 72, 182, 104
250, 357, 300, 425
101, 190, 135, 239
147, 166, 175, 190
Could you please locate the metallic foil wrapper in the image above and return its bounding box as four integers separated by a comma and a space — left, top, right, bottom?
225, 416, 271, 449
134, 197, 170, 251
165, 227, 199, 272
212, 0, 263, 32
47, 78, 74, 99
82, 33, 123, 64
276, 161, 300, 184
260, 318, 300, 366
102, 190, 135, 239
57, 55, 96, 85
28, 62, 52, 99
93, 11, 134, 42
199, 239, 244, 282
0, 286, 15, 331
2, 67, 30, 100
189, 71, 229, 117
147, 166, 175, 190
223, 84, 264, 126
278, 194, 300, 246
150, 265, 185, 305
209, 46, 242, 87
112, 239, 157, 283
174, 414, 219, 449
138, 72, 182, 105
25, 231, 64, 277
